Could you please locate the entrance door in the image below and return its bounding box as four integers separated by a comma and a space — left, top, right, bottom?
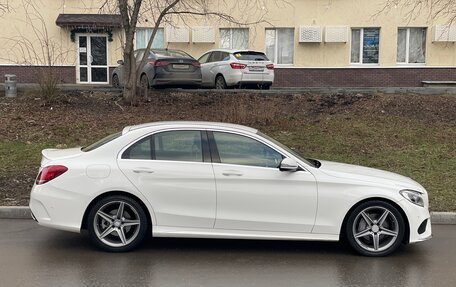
77, 35, 108, 84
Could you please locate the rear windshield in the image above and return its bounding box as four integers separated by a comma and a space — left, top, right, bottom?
82, 132, 122, 152
233, 52, 269, 61
152, 49, 193, 58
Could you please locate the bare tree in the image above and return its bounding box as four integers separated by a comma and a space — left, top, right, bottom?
379, 0, 456, 23
1, 0, 71, 102
103, 0, 279, 105
0, 1, 9, 13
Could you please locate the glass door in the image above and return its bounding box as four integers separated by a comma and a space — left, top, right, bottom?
77, 35, 108, 84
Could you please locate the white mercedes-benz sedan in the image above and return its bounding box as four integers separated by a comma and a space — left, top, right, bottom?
30, 121, 432, 256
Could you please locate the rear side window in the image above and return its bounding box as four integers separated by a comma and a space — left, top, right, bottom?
154, 131, 202, 162
82, 132, 122, 152
122, 131, 203, 162
233, 52, 269, 61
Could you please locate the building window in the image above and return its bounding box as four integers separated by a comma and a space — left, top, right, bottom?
135, 28, 165, 49
265, 28, 294, 65
220, 28, 249, 50
351, 28, 380, 64
397, 28, 426, 64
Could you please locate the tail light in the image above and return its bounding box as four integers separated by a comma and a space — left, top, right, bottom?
35, 165, 68, 185
192, 61, 201, 68
149, 60, 170, 67
266, 64, 274, 70
230, 62, 247, 69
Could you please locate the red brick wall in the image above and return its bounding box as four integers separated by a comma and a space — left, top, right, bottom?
2, 65, 456, 87
274, 67, 456, 87
0, 66, 116, 84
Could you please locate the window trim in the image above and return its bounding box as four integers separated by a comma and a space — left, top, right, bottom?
350, 27, 381, 66
396, 27, 427, 65
119, 129, 210, 163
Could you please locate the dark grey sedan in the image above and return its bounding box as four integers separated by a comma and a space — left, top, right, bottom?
112, 49, 202, 89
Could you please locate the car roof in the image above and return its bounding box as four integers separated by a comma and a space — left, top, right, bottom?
202, 49, 266, 54
122, 121, 258, 134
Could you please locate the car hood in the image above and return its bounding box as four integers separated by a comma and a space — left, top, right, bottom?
317, 160, 423, 191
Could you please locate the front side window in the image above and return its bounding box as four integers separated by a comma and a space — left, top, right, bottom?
220, 28, 249, 50
198, 52, 211, 64
154, 131, 203, 162
351, 28, 380, 64
397, 28, 426, 64
135, 28, 165, 49
265, 28, 294, 65
213, 132, 283, 168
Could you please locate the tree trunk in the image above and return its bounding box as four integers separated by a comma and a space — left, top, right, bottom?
122, 39, 137, 105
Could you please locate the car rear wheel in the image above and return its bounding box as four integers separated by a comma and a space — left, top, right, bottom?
215, 75, 227, 89
345, 200, 405, 257
112, 74, 120, 88
88, 195, 148, 252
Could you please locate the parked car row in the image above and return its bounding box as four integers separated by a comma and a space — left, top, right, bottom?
112, 48, 275, 90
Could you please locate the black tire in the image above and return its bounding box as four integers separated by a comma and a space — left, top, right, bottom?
87, 195, 148, 252
345, 200, 405, 257
112, 74, 120, 88
215, 75, 227, 89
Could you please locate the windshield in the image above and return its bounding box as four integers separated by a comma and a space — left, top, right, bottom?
82, 132, 122, 152
257, 131, 318, 168
233, 51, 269, 61
152, 49, 193, 58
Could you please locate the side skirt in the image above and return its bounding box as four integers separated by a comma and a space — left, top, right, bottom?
152, 226, 339, 241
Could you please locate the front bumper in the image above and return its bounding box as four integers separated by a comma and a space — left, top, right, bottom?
397, 199, 432, 243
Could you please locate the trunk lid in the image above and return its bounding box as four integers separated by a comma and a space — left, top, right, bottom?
41, 147, 83, 166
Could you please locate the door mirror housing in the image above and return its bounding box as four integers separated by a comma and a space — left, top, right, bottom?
279, 158, 299, 172
117, 59, 124, 65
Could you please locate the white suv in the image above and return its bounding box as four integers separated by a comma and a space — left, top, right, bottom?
198, 49, 274, 89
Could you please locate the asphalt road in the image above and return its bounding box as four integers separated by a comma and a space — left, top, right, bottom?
1, 220, 455, 287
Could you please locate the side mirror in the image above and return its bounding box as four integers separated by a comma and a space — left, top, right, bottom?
117, 59, 124, 65
279, 158, 299, 172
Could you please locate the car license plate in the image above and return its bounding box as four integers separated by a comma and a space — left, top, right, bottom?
249, 66, 264, 72
173, 64, 189, 69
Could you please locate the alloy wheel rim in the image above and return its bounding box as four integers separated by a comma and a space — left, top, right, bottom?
93, 201, 141, 247
216, 77, 224, 89
352, 206, 399, 253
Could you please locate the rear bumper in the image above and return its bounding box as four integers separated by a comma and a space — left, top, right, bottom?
225, 71, 274, 87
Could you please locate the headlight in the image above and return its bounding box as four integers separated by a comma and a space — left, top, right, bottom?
400, 189, 424, 207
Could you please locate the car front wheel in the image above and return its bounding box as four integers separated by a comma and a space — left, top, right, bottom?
345, 200, 405, 257
88, 195, 148, 252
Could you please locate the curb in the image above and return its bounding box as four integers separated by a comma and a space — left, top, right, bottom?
0, 207, 455, 224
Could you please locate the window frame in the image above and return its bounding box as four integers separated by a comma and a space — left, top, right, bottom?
396, 27, 427, 65
120, 129, 211, 163
219, 28, 250, 50
207, 131, 286, 169
134, 27, 165, 50
264, 28, 295, 66
350, 27, 381, 66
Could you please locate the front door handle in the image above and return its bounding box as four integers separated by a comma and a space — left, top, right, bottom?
222, 170, 243, 176
133, 168, 154, 174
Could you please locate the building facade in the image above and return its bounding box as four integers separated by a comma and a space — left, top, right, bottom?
1, 0, 456, 87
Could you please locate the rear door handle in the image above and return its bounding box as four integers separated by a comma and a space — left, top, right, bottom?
222, 170, 243, 176
133, 168, 154, 174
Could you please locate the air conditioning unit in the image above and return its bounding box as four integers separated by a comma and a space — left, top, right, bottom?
299, 26, 322, 43
166, 26, 190, 43
192, 26, 215, 43
433, 25, 456, 42
325, 26, 349, 43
